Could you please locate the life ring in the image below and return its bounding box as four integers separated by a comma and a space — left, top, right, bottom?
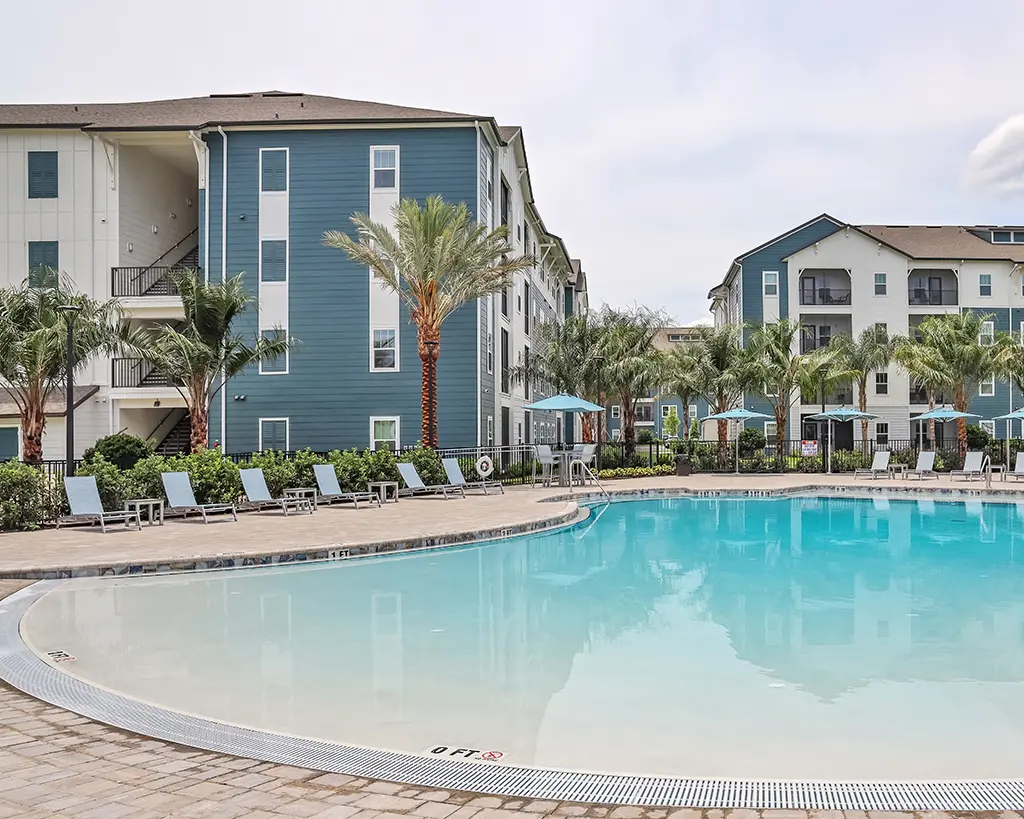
476, 455, 494, 477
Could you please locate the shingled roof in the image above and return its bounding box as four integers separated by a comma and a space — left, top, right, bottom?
0, 91, 487, 131
0, 386, 98, 418
858, 225, 1024, 263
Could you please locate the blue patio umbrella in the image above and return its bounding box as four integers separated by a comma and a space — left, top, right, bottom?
523, 394, 604, 413
913, 406, 980, 421
992, 408, 1024, 465
703, 408, 773, 473
808, 406, 877, 474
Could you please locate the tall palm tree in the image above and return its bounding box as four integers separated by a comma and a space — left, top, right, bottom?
325, 196, 532, 447
663, 344, 701, 440
892, 339, 946, 446
691, 324, 746, 444
599, 307, 665, 457
146, 271, 293, 453
0, 275, 138, 463
831, 325, 893, 449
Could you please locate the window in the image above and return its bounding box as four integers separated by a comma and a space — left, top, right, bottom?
516, 422, 523, 444
485, 294, 494, 374
874, 272, 887, 295
27, 241, 58, 288
259, 418, 289, 451
873, 322, 887, 337
260, 149, 288, 192
259, 329, 288, 375
372, 329, 397, 371
992, 230, 1013, 243
372, 148, 398, 189
523, 346, 530, 400
980, 320, 995, 346
523, 222, 531, 255
501, 284, 509, 317
370, 417, 399, 451
981, 420, 996, 437
875, 371, 888, 395
980, 375, 995, 397
689, 404, 698, 422
611, 405, 621, 419
516, 277, 522, 313
762, 271, 778, 297
874, 422, 889, 447
260, 240, 287, 282
500, 328, 510, 393
500, 178, 510, 226
764, 422, 778, 445
27, 151, 58, 199
662, 404, 672, 418
486, 415, 494, 445
524, 283, 531, 334
668, 333, 683, 342
980, 273, 992, 297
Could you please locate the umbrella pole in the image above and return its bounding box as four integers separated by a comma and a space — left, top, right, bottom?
735, 429, 739, 474
828, 419, 833, 474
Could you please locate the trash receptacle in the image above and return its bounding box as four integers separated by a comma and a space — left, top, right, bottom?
675, 454, 692, 476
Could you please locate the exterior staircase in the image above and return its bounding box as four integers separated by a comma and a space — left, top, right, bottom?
155, 414, 192, 456
175, 245, 200, 269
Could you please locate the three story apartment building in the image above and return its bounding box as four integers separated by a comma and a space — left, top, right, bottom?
709, 214, 1024, 447
0, 91, 586, 460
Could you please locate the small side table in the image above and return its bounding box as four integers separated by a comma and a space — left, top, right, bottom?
888, 464, 907, 479
990, 465, 1007, 482
126, 498, 164, 526
285, 487, 319, 511
368, 481, 400, 503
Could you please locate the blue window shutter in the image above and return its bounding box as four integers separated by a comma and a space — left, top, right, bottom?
261, 329, 287, 373
0, 428, 18, 461
261, 150, 287, 192
27, 152, 58, 199
260, 240, 287, 282
261, 419, 287, 451
27, 241, 58, 288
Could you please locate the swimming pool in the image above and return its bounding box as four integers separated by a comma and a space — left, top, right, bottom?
14, 495, 1024, 784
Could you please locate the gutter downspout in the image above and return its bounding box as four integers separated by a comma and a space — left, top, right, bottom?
218, 126, 228, 451
187, 130, 210, 283
475, 121, 482, 447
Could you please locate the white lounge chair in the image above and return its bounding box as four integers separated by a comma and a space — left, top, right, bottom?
1009, 452, 1024, 481
442, 457, 504, 495
855, 450, 890, 479
313, 464, 379, 508
397, 462, 465, 499
239, 468, 313, 514
903, 450, 938, 480
59, 476, 141, 533
162, 471, 237, 522
951, 451, 985, 481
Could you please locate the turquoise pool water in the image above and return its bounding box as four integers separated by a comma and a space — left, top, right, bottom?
22, 495, 1024, 780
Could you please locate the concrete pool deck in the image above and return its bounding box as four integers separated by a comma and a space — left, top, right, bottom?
2, 474, 1024, 816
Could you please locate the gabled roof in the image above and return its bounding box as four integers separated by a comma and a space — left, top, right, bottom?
0, 91, 488, 132
858, 225, 1024, 263
497, 125, 521, 142
0, 386, 98, 418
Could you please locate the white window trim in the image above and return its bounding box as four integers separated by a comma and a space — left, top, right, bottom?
611, 405, 621, 418
486, 415, 494, 445
873, 272, 887, 296
981, 419, 996, 436
0, 421, 23, 460
979, 375, 996, 397
662, 404, 672, 418
485, 294, 494, 375
370, 145, 400, 191
1019, 319, 1024, 342
875, 371, 888, 394
979, 273, 993, 297
992, 231, 1012, 244
258, 238, 289, 284
370, 415, 400, 451
370, 327, 399, 373
980, 320, 995, 346
764, 421, 777, 441
258, 417, 290, 451
874, 421, 889, 443
259, 147, 289, 193
258, 329, 289, 376
762, 271, 779, 297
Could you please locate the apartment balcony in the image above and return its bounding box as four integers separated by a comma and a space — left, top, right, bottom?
798, 269, 852, 306
112, 358, 178, 389
111, 266, 189, 298
635, 405, 655, 423
802, 382, 854, 406
910, 386, 951, 405
908, 287, 958, 306
908, 269, 958, 307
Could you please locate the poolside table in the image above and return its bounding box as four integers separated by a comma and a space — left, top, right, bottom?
284, 487, 319, 511
368, 481, 400, 503
125, 498, 164, 526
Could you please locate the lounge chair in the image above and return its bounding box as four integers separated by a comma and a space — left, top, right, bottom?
313, 464, 380, 508
442, 457, 504, 495
951, 451, 985, 481
854, 450, 890, 479
239, 468, 313, 514
903, 451, 938, 480
59, 476, 141, 533
161, 471, 237, 522
1009, 452, 1024, 481
396, 462, 465, 499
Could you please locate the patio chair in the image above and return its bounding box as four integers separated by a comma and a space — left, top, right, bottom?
569, 443, 598, 486
396, 462, 465, 499
532, 444, 558, 487
1009, 452, 1024, 481
951, 451, 985, 481
59, 476, 141, 533
854, 450, 890, 479
239, 468, 313, 514
313, 464, 380, 508
442, 457, 504, 495
162, 471, 237, 522
903, 451, 938, 481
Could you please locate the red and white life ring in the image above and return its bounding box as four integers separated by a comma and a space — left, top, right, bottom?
476, 455, 494, 477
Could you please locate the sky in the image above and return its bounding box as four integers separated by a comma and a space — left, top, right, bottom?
5, 0, 1024, 324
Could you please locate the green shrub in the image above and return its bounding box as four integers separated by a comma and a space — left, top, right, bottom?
327, 449, 367, 492
242, 450, 296, 497
738, 427, 766, 457
75, 455, 128, 510
597, 464, 674, 479
398, 445, 445, 486
363, 447, 400, 484
83, 433, 154, 470
126, 454, 172, 500
179, 448, 241, 504
292, 448, 329, 488
636, 429, 655, 444
0, 462, 47, 531
966, 424, 992, 450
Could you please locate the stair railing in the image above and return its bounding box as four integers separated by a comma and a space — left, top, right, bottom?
127, 227, 200, 295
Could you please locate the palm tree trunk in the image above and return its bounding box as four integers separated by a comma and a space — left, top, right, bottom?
954, 383, 967, 459
858, 379, 869, 451
21, 402, 45, 464
622, 398, 637, 460
418, 329, 440, 448
681, 401, 690, 440
189, 380, 209, 453
927, 392, 936, 446
581, 414, 595, 443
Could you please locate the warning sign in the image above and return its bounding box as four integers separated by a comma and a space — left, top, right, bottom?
425, 746, 505, 763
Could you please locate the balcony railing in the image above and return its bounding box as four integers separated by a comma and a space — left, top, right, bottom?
112, 266, 200, 298
800, 337, 834, 354
910, 387, 950, 405
799, 287, 851, 306
908, 288, 957, 306
802, 386, 853, 405
112, 358, 177, 388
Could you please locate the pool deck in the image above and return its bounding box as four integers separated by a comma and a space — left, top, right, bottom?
1, 474, 1023, 817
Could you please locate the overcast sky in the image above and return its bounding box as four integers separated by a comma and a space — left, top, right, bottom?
5, 0, 1024, 323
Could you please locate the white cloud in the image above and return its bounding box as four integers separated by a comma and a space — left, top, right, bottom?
965, 115, 1024, 195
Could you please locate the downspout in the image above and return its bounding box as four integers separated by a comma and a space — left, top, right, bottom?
1011, 263, 1021, 453
218, 126, 228, 451
187, 130, 210, 283
475, 121, 482, 447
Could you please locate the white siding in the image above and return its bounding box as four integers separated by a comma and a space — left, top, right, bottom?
117, 146, 196, 266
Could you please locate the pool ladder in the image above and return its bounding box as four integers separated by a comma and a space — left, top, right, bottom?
983, 454, 992, 488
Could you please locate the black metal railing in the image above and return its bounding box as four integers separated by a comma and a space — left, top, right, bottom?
910, 387, 951, 405
799, 287, 851, 305
111, 357, 177, 388
800, 337, 834, 354
111, 227, 200, 297
908, 288, 958, 306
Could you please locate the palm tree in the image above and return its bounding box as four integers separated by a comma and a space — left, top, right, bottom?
663, 344, 701, 439
324, 196, 532, 448
599, 307, 665, 458
892, 339, 946, 446
691, 324, 746, 445
0, 276, 138, 463
831, 325, 893, 449
146, 271, 293, 453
